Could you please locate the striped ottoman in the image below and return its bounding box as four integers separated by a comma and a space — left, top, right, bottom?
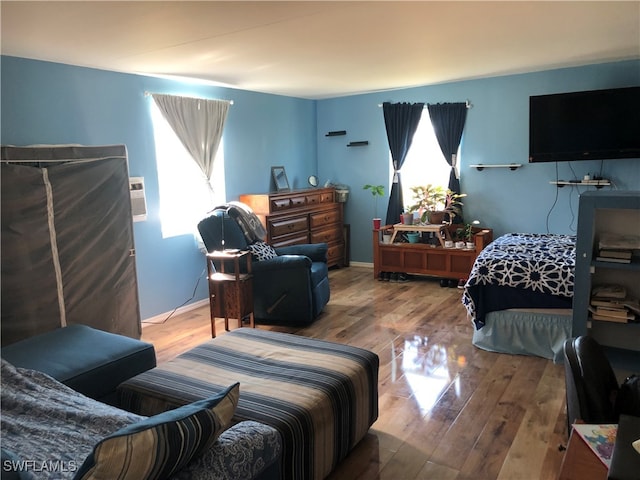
118, 328, 379, 480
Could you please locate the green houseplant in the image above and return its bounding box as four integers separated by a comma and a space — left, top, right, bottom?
407, 184, 466, 224
363, 184, 385, 222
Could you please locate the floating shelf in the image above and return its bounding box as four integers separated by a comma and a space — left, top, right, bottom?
470, 163, 522, 171
325, 130, 346, 137
550, 179, 611, 188
347, 141, 369, 147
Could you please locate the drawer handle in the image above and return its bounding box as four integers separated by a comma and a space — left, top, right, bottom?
324, 215, 331, 221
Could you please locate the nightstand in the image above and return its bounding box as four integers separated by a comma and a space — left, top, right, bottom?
206, 250, 254, 337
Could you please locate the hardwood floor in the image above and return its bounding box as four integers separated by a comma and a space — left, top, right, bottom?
141, 266, 568, 480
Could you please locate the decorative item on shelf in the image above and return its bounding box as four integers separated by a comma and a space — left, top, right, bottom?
325, 130, 346, 137
401, 212, 414, 225
406, 232, 420, 244
334, 184, 350, 203
363, 183, 385, 229
347, 141, 369, 147
407, 184, 466, 224
464, 220, 481, 249
271, 166, 289, 192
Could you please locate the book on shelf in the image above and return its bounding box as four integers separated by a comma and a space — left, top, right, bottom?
590, 312, 632, 323
596, 256, 632, 264
594, 306, 633, 319
591, 284, 627, 299
598, 249, 633, 260
598, 233, 640, 250
590, 296, 640, 314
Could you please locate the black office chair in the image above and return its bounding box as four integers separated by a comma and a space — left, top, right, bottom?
563, 336, 620, 435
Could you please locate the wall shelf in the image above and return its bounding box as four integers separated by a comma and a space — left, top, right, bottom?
550, 179, 610, 188
347, 141, 369, 147
325, 130, 346, 137
470, 164, 522, 171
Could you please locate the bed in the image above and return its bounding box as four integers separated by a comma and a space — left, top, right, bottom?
462, 233, 575, 362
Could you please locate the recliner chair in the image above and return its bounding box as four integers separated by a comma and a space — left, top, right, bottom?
198, 203, 330, 325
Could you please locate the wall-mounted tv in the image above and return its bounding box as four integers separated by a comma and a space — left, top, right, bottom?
529, 86, 640, 163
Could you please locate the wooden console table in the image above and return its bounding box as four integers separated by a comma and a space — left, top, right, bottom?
372, 224, 493, 280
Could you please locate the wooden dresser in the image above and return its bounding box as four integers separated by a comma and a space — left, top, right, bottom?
239, 187, 345, 268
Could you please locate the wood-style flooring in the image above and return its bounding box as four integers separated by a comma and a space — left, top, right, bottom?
141, 266, 568, 480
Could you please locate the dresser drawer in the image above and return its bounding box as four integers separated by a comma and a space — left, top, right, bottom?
305, 193, 321, 206
310, 226, 342, 244
320, 191, 334, 203
310, 209, 341, 229
269, 215, 309, 238
271, 198, 291, 212
271, 233, 309, 248
289, 195, 307, 208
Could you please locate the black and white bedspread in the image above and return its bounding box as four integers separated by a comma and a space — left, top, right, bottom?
462, 233, 576, 329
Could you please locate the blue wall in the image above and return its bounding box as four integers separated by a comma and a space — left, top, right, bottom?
317, 61, 640, 263
2, 56, 639, 319
1, 56, 317, 319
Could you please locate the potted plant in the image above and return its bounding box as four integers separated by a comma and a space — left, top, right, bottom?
407, 184, 466, 224
463, 220, 481, 249
363, 184, 385, 228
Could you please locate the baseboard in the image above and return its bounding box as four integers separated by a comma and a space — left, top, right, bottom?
141, 299, 209, 327
348, 261, 373, 268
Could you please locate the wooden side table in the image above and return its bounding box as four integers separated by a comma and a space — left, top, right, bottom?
558, 425, 608, 480
206, 250, 254, 338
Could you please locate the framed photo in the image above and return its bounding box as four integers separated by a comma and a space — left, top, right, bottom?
271, 166, 290, 191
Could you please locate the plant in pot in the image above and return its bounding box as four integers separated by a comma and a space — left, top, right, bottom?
363, 184, 385, 229
463, 220, 481, 249
407, 184, 466, 224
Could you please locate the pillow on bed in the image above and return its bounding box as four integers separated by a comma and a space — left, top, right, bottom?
74, 382, 239, 480
247, 241, 278, 261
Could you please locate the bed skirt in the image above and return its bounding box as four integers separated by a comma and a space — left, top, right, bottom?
471, 309, 573, 363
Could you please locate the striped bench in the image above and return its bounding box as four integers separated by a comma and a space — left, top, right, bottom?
118, 328, 379, 480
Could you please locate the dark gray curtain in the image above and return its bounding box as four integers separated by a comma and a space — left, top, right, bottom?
383, 102, 424, 225
427, 102, 468, 195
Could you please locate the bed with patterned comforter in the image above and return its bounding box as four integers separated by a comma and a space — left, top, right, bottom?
117, 328, 380, 480
0, 359, 281, 480
462, 233, 575, 329
461, 233, 575, 361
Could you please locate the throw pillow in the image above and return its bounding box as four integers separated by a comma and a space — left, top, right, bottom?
74, 383, 239, 480
247, 241, 278, 261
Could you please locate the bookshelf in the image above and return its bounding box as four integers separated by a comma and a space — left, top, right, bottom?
573, 191, 640, 371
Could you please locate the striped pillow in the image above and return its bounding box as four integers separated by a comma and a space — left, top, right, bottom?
74, 383, 239, 480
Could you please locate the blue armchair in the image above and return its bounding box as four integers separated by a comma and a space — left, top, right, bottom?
197, 204, 330, 325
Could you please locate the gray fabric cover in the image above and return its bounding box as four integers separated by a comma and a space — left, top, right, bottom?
1, 145, 141, 345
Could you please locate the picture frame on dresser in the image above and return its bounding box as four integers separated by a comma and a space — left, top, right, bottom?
271, 166, 290, 192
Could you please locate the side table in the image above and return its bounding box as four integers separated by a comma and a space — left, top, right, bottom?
206, 250, 254, 337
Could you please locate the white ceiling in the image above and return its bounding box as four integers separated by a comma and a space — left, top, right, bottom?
2, 1, 639, 99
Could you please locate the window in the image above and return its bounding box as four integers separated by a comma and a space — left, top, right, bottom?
151, 103, 226, 238
397, 110, 452, 210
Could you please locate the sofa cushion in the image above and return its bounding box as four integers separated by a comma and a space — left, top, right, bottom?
1, 324, 156, 402
247, 241, 278, 261
74, 383, 239, 480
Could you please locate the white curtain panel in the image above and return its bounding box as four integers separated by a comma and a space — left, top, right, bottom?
152, 93, 230, 190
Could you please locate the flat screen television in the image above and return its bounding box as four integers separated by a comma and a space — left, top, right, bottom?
529, 86, 640, 163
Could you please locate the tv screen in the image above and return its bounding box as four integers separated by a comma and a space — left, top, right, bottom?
529, 86, 640, 163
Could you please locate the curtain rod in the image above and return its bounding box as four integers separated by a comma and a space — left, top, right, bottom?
377, 100, 472, 109
144, 91, 234, 104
